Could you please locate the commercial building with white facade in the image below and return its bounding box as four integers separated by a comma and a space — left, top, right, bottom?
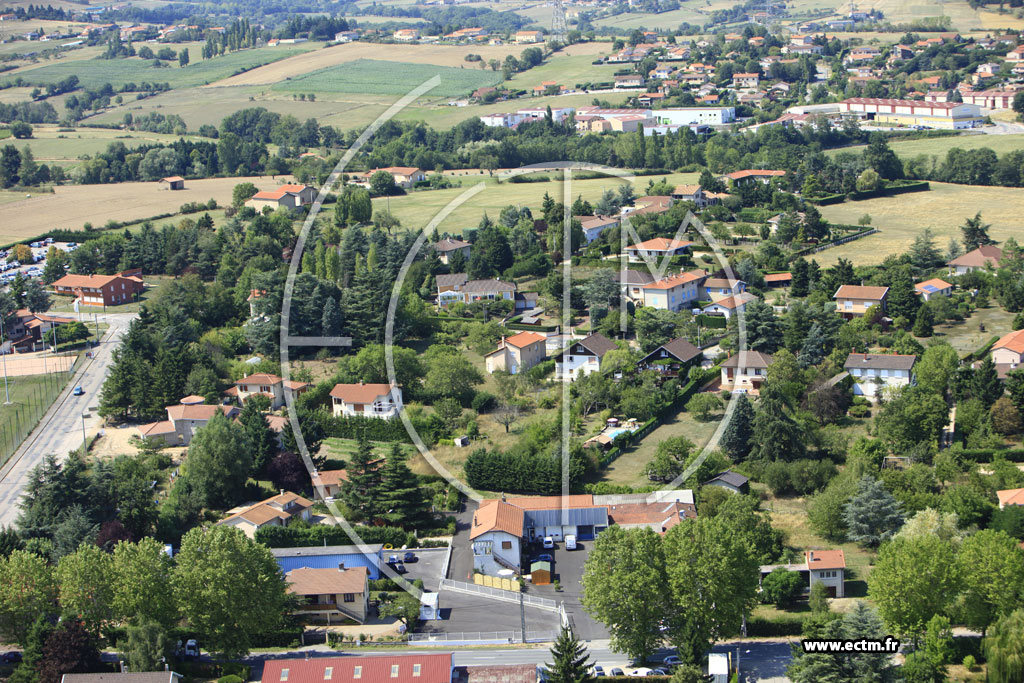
653, 106, 736, 126
838, 97, 983, 129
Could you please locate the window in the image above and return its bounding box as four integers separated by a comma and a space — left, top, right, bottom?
880, 369, 889, 378
413, 664, 421, 677
260, 385, 271, 393
343, 593, 355, 603
324, 668, 333, 680
280, 670, 289, 682
501, 541, 512, 549
844, 300, 853, 309
391, 665, 400, 678
353, 667, 362, 679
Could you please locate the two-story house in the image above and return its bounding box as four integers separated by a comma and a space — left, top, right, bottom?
732, 72, 760, 89
720, 350, 773, 393
641, 271, 704, 312
914, 277, 953, 300
357, 167, 426, 189
844, 353, 916, 401
230, 373, 309, 410
577, 215, 620, 243
805, 549, 846, 598
330, 382, 403, 419
720, 169, 786, 186
433, 238, 470, 265
137, 401, 240, 446
702, 292, 757, 319
624, 237, 693, 262
833, 285, 889, 319
703, 277, 747, 301
217, 490, 313, 538
484, 331, 547, 375
435, 274, 517, 307
247, 184, 317, 211
637, 336, 702, 379
53, 271, 144, 307
555, 332, 618, 381
947, 245, 1003, 274
2, 309, 75, 353
613, 268, 656, 302
285, 566, 369, 624
470, 500, 525, 575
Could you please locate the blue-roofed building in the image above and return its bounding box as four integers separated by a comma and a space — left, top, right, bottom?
272, 544, 385, 579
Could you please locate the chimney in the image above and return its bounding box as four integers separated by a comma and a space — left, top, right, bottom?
280, 489, 285, 496
808, 551, 814, 562
338, 562, 346, 571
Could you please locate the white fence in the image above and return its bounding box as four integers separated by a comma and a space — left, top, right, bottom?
439, 578, 558, 612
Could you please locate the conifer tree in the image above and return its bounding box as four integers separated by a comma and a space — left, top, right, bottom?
340, 436, 383, 522
545, 626, 593, 683
376, 443, 431, 529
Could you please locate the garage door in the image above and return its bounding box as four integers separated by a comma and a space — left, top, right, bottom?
577, 525, 594, 540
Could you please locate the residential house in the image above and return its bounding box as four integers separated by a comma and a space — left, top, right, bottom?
334, 30, 359, 42
833, 285, 889, 319
53, 271, 144, 307
623, 196, 674, 217
604, 500, 695, 533
228, 373, 309, 410
261, 655, 453, 683
614, 74, 646, 89
357, 167, 426, 189
671, 184, 721, 208
272, 543, 385, 579
990, 329, 1024, 378
721, 169, 786, 186
577, 215, 619, 243
637, 336, 702, 379
246, 184, 317, 210
433, 237, 471, 265
484, 331, 547, 375
759, 548, 846, 599
613, 268, 656, 301
844, 353, 916, 400
1006, 44, 1024, 61
947, 245, 1003, 274
159, 176, 184, 190
136, 401, 240, 446
555, 332, 618, 381
702, 292, 757, 319
732, 72, 760, 89
514, 30, 543, 43
2, 309, 75, 353
470, 499, 525, 574
703, 276, 747, 301
62, 674, 183, 683
703, 470, 750, 494
720, 351, 773, 393
217, 491, 313, 539
764, 272, 792, 287
997, 488, 1024, 509
393, 28, 419, 41
641, 271, 705, 312
624, 237, 694, 262
285, 566, 369, 624
435, 274, 517, 307
330, 382, 403, 419
914, 277, 953, 300
312, 469, 348, 501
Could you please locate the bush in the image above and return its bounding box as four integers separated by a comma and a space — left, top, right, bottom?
255, 524, 414, 549
848, 404, 871, 418
218, 676, 244, 683
471, 391, 496, 413
962, 655, 976, 671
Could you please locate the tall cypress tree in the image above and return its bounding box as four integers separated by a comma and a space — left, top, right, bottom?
376, 443, 431, 529
749, 384, 805, 462
720, 393, 754, 461
340, 436, 383, 522
545, 626, 593, 683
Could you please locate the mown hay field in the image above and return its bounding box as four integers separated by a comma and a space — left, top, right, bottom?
271, 59, 502, 98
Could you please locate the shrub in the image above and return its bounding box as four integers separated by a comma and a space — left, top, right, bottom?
218, 675, 244, 683
471, 391, 496, 413
848, 404, 871, 418
962, 655, 976, 670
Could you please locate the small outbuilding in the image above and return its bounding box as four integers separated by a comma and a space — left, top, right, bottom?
530, 560, 551, 585
703, 470, 750, 494
160, 176, 185, 190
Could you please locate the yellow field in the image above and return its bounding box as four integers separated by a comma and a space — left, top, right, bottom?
816, 182, 1024, 266
0, 175, 293, 245
208, 41, 605, 88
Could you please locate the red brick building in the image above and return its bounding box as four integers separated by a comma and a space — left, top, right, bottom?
53, 270, 144, 307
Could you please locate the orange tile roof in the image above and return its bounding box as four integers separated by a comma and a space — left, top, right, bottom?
251, 184, 309, 201
329, 382, 398, 404
286, 566, 367, 596
914, 277, 952, 293
724, 169, 786, 180
166, 404, 237, 421
806, 549, 845, 570
706, 292, 757, 309
138, 420, 175, 437
994, 330, 1024, 355
470, 500, 525, 539
501, 331, 546, 348
998, 488, 1024, 506
235, 373, 283, 386
644, 271, 703, 290
316, 469, 349, 486
834, 285, 889, 300
764, 272, 792, 283
54, 273, 124, 288
629, 237, 694, 252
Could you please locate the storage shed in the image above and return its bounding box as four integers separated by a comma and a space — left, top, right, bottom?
530, 560, 551, 585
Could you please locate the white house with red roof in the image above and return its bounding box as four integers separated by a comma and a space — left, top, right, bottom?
355, 166, 426, 189
761, 548, 846, 598
261, 654, 453, 683
947, 245, 1003, 274
992, 329, 1024, 367
470, 499, 525, 574
702, 291, 757, 319
720, 169, 786, 186
229, 373, 309, 410
246, 184, 317, 210
624, 237, 694, 262
484, 331, 547, 375
997, 488, 1024, 509
329, 382, 403, 419
641, 270, 705, 312
914, 277, 953, 300
136, 400, 240, 446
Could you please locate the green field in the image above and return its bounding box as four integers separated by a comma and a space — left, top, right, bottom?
271, 59, 502, 97
506, 53, 620, 90
322, 437, 416, 464
828, 133, 1024, 160
0, 371, 72, 468
9, 45, 318, 89
816, 182, 1024, 266
5, 126, 209, 166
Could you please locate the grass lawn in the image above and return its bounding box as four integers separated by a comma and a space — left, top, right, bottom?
0, 371, 71, 467
505, 53, 621, 90
321, 437, 417, 466
816, 182, 1024, 267
374, 171, 699, 236
922, 302, 1016, 357
6, 126, 211, 166
826, 133, 1024, 160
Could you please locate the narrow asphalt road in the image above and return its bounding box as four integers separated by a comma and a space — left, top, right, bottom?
0, 312, 135, 528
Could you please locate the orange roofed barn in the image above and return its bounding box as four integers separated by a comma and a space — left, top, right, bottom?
53, 271, 144, 307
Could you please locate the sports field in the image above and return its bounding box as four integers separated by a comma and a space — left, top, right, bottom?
272, 59, 502, 98
816, 182, 1024, 266
0, 175, 291, 245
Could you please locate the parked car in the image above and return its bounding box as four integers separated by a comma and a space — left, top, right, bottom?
535, 553, 553, 563
1, 652, 23, 664
591, 665, 605, 677
403, 551, 417, 563
662, 655, 682, 668
183, 639, 199, 659
72, 386, 84, 396
543, 536, 555, 549
565, 534, 577, 550
609, 669, 625, 677
628, 668, 656, 677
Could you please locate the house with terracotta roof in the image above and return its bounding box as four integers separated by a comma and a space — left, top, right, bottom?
834, 284, 888, 319
262, 654, 452, 683
992, 329, 1024, 367
721, 169, 786, 186
641, 270, 705, 312
721, 351, 773, 393
470, 499, 525, 574
514, 29, 543, 43
637, 336, 702, 379
997, 488, 1024, 509
217, 491, 313, 538
246, 184, 316, 210
484, 331, 547, 375
624, 237, 694, 262
356, 166, 426, 190
764, 272, 792, 287
732, 72, 760, 89
229, 373, 309, 410
844, 353, 916, 401
915, 277, 952, 300
947, 245, 1003, 274
136, 400, 240, 446
702, 291, 757, 319
330, 382, 403, 419
2, 309, 75, 353
435, 274, 517, 307
670, 184, 719, 208
393, 28, 419, 41
760, 549, 846, 598
555, 332, 618, 381
433, 237, 470, 265
624, 195, 674, 217
285, 566, 369, 623
577, 215, 620, 243
313, 469, 349, 500
53, 271, 144, 307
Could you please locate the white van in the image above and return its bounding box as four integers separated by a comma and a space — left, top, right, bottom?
565, 534, 577, 550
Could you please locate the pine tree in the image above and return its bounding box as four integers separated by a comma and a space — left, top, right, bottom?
790, 258, 809, 297
340, 436, 383, 522
961, 212, 996, 250
321, 296, 342, 337
545, 626, 593, 683
912, 304, 934, 338
843, 475, 904, 548
749, 384, 805, 462
885, 265, 920, 325
375, 443, 431, 529
238, 399, 278, 475
719, 393, 754, 461
973, 356, 1003, 407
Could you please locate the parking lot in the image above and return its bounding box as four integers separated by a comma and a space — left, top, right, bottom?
389, 546, 447, 592
522, 538, 609, 641
0, 240, 77, 284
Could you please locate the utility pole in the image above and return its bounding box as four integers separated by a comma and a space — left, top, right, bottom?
81, 413, 87, 454
519, 589, 527, 644
0, 321, 10, 404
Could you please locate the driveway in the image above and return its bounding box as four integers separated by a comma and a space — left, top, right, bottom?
446, 500, 476, 582
523, 538, 609, 641
393, 547, 447, 592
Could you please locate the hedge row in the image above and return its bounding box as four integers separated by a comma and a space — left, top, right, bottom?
255, 523, 416, 549
957, 448, 1024, 463
962, 335, 1000, 362
806, 181, 930, 206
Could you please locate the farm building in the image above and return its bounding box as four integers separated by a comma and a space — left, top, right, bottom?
159, 176, 185, 190
246, 184, 317, 210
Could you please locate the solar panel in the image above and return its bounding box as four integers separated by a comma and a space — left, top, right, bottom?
922, 285, 939, 293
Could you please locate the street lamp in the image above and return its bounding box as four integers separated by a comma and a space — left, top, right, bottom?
0, 321, 10, 405
81, 413, 88, 454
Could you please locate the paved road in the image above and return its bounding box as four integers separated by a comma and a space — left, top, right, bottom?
0, 312, 135, 528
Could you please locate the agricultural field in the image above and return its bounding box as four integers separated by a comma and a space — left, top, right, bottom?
372, 171, 700, 236
816, 182, 1024, 266
4, 125, 205, 167
272, 59, 503, 98
9, 44, 318, 89
0, 175, 291, 245
827, 133, 1024, 160
506, 53, 620, 90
